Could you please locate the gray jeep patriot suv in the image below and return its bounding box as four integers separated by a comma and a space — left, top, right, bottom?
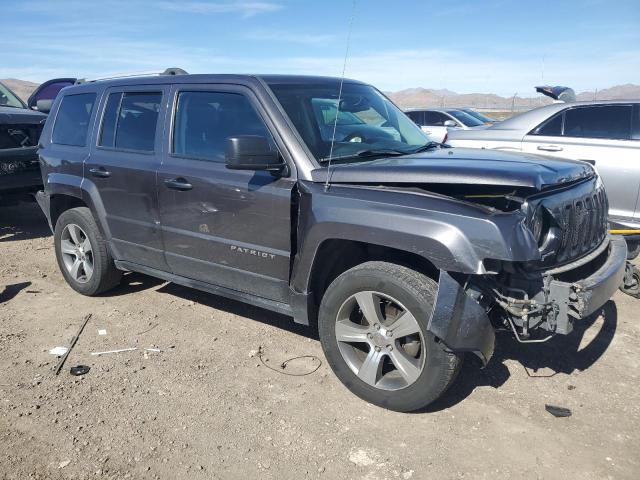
36, 71, 626, 411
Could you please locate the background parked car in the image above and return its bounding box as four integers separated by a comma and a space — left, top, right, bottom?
0, 79, 75, 204
404, 108, 487, 143
447, 100, 640, 229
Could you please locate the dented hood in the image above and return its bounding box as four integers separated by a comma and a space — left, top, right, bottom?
311, 147, 594, 191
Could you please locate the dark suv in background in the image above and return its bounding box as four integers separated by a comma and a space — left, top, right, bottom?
36, 71, 626, 411
1, 78, 74, 204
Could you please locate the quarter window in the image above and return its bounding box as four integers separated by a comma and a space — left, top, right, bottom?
98, 92, 162, 152
52, 93, 97, 146
425, 111, 449, 126
172, 91, 273, 162
564, 105, 632, 140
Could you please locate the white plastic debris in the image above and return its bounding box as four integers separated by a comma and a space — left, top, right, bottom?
98, 329, 107, 336
144, 348, 161, 353
49, 346, 68, 356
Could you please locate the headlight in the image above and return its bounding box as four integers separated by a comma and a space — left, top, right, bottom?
530, 206, 544, 246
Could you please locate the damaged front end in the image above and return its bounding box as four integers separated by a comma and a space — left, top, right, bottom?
427, 177, 626, 365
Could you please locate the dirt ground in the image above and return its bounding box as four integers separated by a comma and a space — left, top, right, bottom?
1, 201, 639, 480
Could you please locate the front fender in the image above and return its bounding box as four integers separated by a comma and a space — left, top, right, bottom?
291, 181, 536, 294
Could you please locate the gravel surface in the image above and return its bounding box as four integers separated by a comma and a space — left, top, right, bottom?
1, 201, 639, 479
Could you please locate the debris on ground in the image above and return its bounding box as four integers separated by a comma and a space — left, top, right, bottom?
545, 404, 572, 417
48, 346, 68, 356
91, 347, 137, 356
70, 365, 91, 376
54, 313, 92, 375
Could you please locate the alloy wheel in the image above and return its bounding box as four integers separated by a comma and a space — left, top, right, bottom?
60, 223, 94, 284
334, 291, 426, 390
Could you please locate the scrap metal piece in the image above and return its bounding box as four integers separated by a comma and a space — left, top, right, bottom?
545, 404, 572, 418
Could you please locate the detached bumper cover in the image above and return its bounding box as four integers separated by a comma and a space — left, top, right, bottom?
428, 271, 495, 364
548, 235, 627, 334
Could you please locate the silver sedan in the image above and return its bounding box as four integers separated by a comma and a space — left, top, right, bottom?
447, 100, 640, 229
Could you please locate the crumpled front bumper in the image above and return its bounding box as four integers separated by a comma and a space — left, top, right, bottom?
426, 236, 627, 364
547, 235, 626, 334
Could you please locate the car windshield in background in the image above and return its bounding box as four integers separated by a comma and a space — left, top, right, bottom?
0, 83, 26, 109
268, 82, 429, 163
447, 110, 484, 127
463, 109, 494, 123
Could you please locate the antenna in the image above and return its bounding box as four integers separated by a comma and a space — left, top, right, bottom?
325, 0, 357, 191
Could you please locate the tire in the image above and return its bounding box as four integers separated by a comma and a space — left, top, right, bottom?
619, 263, 640, 298
54, 207, 121, 296
318, 261, 462, 412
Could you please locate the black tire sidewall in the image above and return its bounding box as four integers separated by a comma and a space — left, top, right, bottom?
318, 262, 457, 412
54, 208, 109, 296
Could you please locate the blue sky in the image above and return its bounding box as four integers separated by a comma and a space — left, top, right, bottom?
3, 0, 639, 95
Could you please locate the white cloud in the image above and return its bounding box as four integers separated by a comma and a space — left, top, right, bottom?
157, 1, 282, 17
245, 31, 337, 46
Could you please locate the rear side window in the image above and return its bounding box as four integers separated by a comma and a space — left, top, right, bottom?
52, 93, 96, 146
172, 91, 273, 162
406, 111, 425, 125
564, 105, 632, 140
533, 113, 563, 136
98, 91, 162, 152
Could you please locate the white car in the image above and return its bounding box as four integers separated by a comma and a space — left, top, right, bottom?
405, 108, 488, 143
447, 100, 640, 229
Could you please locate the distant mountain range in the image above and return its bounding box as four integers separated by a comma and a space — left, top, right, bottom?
3, 77, 639, 111
387, 84, 640, 110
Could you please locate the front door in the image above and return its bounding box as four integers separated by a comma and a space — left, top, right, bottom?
157, 84, 295, 302
85, 86, 169, 270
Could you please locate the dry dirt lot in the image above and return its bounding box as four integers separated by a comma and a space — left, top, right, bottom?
1, 201, 639, 480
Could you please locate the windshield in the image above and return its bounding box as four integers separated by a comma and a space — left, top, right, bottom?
447, 110, 484, 127
463, 109, 494, 123
0, 83, 26, 109
269, 82, 430, 163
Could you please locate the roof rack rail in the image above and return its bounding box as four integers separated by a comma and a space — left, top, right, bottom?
75, 67, 188, 84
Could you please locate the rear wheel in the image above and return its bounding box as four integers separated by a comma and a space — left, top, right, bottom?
318, 261, 462, 412
54, 207, 121, 295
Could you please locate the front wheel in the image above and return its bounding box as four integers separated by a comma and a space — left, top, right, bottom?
318, 261, 462, 412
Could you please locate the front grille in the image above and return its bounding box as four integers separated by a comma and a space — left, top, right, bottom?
553, 184, 608, 264
531, 177, 608, 267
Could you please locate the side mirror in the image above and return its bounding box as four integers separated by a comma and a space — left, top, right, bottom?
443, 120, 457, 127
225, 136, 285, 173
35, 99, 53, 114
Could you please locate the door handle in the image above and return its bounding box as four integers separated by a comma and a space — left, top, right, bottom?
89, 167, 111, 178
537, 145, 563, 152
164, 177, 193, 191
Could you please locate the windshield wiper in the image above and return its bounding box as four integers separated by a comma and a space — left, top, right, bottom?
0, 104, 24, 109
319, 148, 410, 163
407, 141, 449, 154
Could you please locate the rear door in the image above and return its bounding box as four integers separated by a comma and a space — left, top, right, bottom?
157, 84, 295, 302
85, 85, 169, 270
522, 104, 638, 222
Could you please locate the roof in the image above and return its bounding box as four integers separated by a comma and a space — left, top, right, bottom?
492, 99, 640, 131
63, 73, 367, 93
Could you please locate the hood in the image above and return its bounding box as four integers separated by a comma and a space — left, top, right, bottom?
311, 147, 594, 191
0, 106, 47, 125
